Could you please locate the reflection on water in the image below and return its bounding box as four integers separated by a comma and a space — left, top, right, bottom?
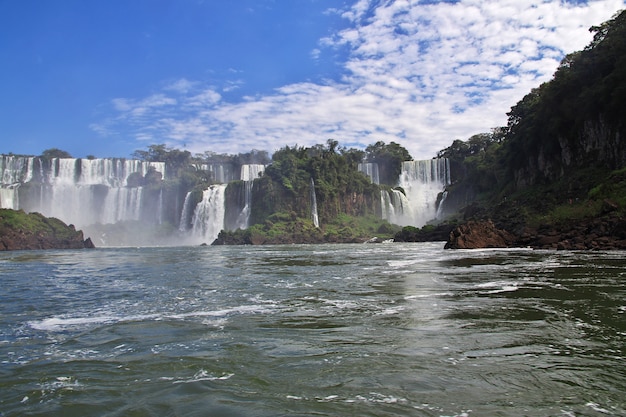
1, 244, 625, 416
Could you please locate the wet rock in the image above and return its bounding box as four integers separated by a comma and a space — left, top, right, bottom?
444, 220, 516, 249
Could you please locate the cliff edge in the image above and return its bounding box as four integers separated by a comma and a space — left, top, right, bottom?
0, 209, 95, 251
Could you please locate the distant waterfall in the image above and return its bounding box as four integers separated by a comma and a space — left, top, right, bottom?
240, 164, 265, 182
191, 185, 226, 244
0, 185, 19, 209
0, 155, 166, 227
435, 190, 449, 219
358, 163, 380, 184
310, 178, 319, 228
192, 163, 237, 184
156, 188, 164, 225
383, 158, 450, 227
380, 189, 411, 224
233, 164, 266, 230
178, 192, 194, 232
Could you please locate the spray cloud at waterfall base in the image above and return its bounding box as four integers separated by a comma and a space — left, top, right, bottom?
1, 154, 449, 246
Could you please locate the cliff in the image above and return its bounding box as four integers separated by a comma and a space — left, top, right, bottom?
505, 10, 626, 187
0, 209, 95, 251
435, 11, 626, 250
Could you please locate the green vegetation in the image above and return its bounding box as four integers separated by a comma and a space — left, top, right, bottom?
215, 211, 400, 245
0, 208, 91, 250
0, 208, 73, 237
40, 148, 72, 159
435, 11, 626, 232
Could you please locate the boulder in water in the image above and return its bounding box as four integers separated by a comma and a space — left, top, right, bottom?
444, 220, 515, 249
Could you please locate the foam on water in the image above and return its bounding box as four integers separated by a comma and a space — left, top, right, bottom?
29, 304, 277, 332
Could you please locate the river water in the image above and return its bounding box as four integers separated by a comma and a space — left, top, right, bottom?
1, 243, 624, 416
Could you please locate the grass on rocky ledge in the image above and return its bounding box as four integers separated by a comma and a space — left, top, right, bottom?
0, 208, 79, 239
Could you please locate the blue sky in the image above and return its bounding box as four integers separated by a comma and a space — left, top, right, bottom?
1, 0, 624, 160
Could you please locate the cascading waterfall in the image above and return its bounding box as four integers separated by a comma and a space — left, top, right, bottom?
178, 191, 193, 232
380, 158, 450, 227
192, 163, 236, 184
310, 178, 319, 228
233, 164, 266, 230
190, 184, 226, 244
0, 155, 166, 227
396, 158, 450, 227
357, 162, 380, 185
435, 190, 449, 219
0, 185, 19, 210
0, 155, 34, 209
380, 188, 411, 224
156, 188, 164, 225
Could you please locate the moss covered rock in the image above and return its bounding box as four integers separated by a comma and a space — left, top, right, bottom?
0, 209, 95, 251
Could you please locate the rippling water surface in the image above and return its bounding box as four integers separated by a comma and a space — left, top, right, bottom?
1, 243, 625, 416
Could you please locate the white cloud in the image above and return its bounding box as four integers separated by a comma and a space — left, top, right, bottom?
94, 0, 624, 159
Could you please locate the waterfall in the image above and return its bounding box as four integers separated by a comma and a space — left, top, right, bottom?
101, 187, 143, 224
156, 188, 163, 225
384, 158, 450, 227
0, 185, 19, 209
358, 162, 380, 184
435, 190, 449, 219
191, 185, 226, 244
178, 192, 193, 232
380, 189, 411, 225
0, 155, 166, 227
240, 164, 265, 181
232, 164, 266, 230
310, 178, 319, 228
192, 163, 236, 183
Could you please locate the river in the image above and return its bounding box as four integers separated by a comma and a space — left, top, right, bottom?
1, 243, 624, 416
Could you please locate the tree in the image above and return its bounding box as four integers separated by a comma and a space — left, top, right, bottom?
40, 148, 72, 159
365, 141, 412, 185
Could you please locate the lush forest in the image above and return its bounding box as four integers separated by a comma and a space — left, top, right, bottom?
433, 10, 626, 247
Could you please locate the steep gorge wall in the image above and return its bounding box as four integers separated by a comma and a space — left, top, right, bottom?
513, 116, 625, 188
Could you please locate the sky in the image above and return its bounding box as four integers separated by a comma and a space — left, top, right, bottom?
1, 0, 624, 161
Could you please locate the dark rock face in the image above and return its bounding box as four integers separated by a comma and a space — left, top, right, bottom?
445, 213, 626, 251
394, 224, 455, 242
517, 213, 626, 250
0, 209, 96, 251
444, 220, 516, 249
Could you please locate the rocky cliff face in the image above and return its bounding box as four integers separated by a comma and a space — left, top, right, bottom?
0, 209, 95, 251
445, 205, 626, 251
514, 117, 625, 188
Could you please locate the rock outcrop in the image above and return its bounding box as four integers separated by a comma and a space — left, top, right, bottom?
444, 220, 516, 249
445, 209, 626, 251
0, 209, 95, 251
